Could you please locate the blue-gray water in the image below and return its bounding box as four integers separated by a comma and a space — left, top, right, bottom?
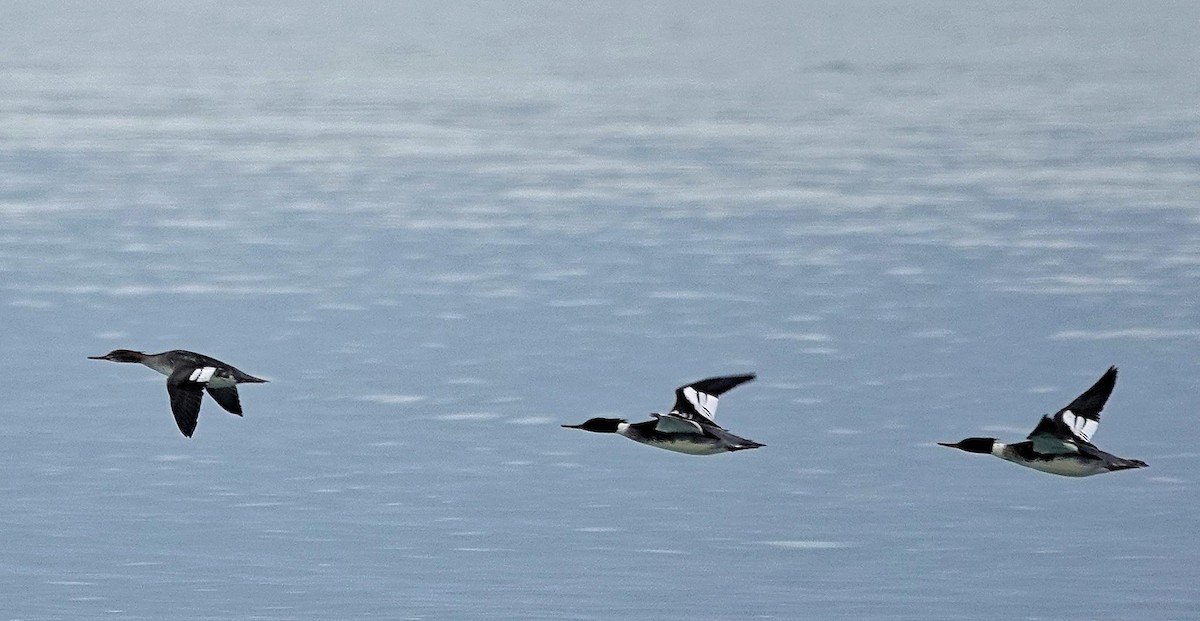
2, 2, 1199, 619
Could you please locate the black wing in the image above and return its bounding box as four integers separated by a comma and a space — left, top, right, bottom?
1056, 366, 1117, 424
1028, 366, 1116, 445
206, 386, 244, 416
1026, 366, 1117, 453
670, 374, 756, 423
166, 368, 205, 438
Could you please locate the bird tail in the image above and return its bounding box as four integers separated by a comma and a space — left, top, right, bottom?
728, 439, 765, 452
1109, 457, 1148, 471
707, 426, 765, 452
236, 373, 269, 383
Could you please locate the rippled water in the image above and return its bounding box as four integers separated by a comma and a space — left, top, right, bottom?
2, 2, 1199, 619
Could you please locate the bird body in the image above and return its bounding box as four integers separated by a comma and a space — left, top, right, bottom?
619, 418, 763, 455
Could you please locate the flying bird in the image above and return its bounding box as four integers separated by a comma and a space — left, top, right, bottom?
89, 349, 267, 437
939, 366, 1147, 477
563, 374, 763, 455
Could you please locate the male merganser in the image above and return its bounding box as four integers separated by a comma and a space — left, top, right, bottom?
88, 349, 267, 437
563, 374, 763, 455
939, 366, 1147, 477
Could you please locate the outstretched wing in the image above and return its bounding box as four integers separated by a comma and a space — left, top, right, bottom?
205, 386, 244, 416
1026, 366, 1117, 451
166, 368, 206, 437
670, 374, 756, 423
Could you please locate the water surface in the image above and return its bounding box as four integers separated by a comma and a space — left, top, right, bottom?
2, 2, 1199, 619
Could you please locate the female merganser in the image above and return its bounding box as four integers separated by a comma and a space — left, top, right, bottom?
939, 366, 1147, 477
563, 374, 763, 455
88, 349, 267, 438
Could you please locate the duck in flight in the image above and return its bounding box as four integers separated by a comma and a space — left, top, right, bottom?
939, 366, 1147, 477
88, 349, 267, 438
563, 374, 763, 455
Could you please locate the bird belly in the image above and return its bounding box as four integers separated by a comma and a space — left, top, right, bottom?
634, 435, 727, 455
1008, 454, 1106, 477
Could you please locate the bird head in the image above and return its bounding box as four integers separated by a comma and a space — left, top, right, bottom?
88, 349, 146, 363
562, 418, 626, 434
937, 437, 996, 454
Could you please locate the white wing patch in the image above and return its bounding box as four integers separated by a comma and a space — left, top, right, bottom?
189, 367, 217, 383
681, 386, 719, 420
1060, 409, 1099, 442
